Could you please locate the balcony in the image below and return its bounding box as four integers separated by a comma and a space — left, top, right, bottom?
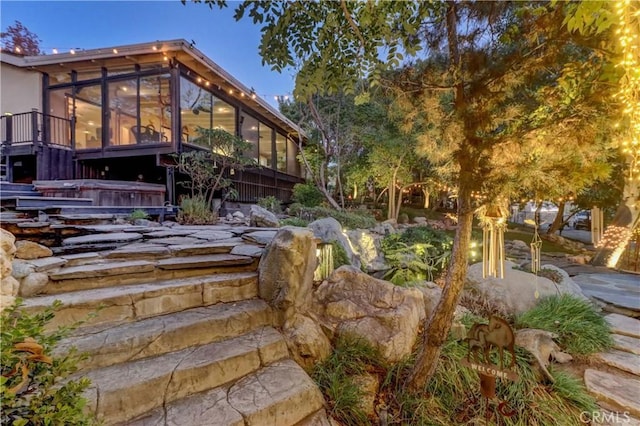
1, 110, 72, 156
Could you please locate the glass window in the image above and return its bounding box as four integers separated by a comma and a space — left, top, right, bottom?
259, 122, 273, 168
74, 84, 102, 150
108, 79, 137, 146
241, 113, 259, 163
276, 133, 287, 172
139, 74, 171, 143
180, 76, 210, 144
49, 87, 72, 119
212, 97, 235, 134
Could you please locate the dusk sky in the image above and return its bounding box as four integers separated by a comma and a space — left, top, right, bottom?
0, 1, 296, 107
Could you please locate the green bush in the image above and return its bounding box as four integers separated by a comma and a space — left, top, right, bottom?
290, 206, 377, 229
177, 195, 217, 225
257, 196, 282, 214
516, 294, 612, 356
1, 301, 96, 425
380, 226, 453, 285
128, 209, 150, 221
292, 183, 325, 207
279, 217, 310, 227
331, 241, 351, 268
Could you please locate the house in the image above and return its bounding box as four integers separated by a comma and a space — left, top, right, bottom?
0, 39, 305, 207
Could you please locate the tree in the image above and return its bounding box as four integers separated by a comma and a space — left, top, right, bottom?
0, 21, 42, 55
193, 0, 618, 391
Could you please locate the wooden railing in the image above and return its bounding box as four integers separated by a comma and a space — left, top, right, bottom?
0, 111, 72, 148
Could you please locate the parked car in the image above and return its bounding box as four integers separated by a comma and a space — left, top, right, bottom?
573, 211, 591, 230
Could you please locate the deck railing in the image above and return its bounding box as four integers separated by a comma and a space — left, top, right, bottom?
1, 110, 72, 148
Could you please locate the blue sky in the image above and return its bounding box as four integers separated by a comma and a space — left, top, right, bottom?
0, 1, 295, 107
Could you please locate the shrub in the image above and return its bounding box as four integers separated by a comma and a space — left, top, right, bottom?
292, 183, 324, 207
290, 206, 377, 229
177, 195, 217, 225
279, 217, 309, 227
380, 226, 453, 285
1, 301, 96, 425
257, 195, 282, 214
128, 209, 150, 221
331, 241, 351, 268
516, 294, 612, 356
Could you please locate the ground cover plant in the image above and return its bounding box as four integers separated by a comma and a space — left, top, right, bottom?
313, 312, 600, 425
288, 204, 377, 230
1, 301, 96, 425
516, 294, 612, 356
177, 195, 217, 224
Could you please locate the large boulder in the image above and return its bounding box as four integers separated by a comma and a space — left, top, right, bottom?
1, 229, 18, 312
346, 229, 388, 273
283, 314, 332, 371
258, 227, 317, 324
250, 205, 280, 228
464, 261, 588, 316
14, 240, 53, 260
313, 265, 425, 363
309, 217, 361, 269
412, 281, 443, 319
19, 272, 49, 297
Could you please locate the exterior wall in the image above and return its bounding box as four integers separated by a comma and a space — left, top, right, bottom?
1, 62, 41, 114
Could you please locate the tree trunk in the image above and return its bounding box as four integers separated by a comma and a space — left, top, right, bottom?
546, 200, 566, 234
592, 179, 640, 266
406, 172, 474, 391
422, 188, 430, 209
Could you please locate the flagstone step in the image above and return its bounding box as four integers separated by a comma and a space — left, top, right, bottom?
612, 334, 640, 355
126, 359, 326, 426
606, 314, 640, 339
55, 299, 273, 371
43, 254, 259, 294
585, 369, 640, 418
156, 253, 254, 270
82, 326, 289, 425
595, 350, 640, 376
22, 272, 258, 329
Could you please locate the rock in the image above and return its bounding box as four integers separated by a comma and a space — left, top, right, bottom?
372, 221, 396, 236
595, 350, 640, 376
14, 240, 53, 260
352, 373, 379, 418
413, 281, 442, 319
258, 227, 317, 324
250, 205, 280, 228
508, 239, 529, 251
133, 219, 160, 227
19, 272, 49, 297
226, 213, 234, 221
62, 232, 143, 246
11, 260, 36, 279
464, 261, 587, 316
413, 216, 427, 224
346, 229, 384, 273
313, 265, 425, 363
1, 230, 19, 312
283, 314, 332, 370
539, 264, 589, 301
24, 257, 67, 272
232, 211, 245, 219
606, 314, 640, 339
230, 244, 264, 258
243, 230, 277, 246
450, 322, 467, 340
515, 328, 572, 382
612, 334, 640, 355
309, 217, 361, 269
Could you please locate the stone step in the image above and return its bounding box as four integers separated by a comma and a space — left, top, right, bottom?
606, 314, 640, 339
82, 326, 289, 425
22, 272, 258, 329
595, 350, 640, 376
126, 359, 326, 426
613, 334, 640, 355
585, 369, 640, 418
156, 253, 254, 270
43, 254, 259, 294
55, 299, 273, 371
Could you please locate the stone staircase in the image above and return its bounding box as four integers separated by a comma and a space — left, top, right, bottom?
584, 313, 640, 424
18, 225, 327, 425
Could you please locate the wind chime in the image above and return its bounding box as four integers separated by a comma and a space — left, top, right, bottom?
479, 204, 508, 279
530, 224, 543, 274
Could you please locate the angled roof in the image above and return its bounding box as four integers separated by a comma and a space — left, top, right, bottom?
2, 39, 304, 139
